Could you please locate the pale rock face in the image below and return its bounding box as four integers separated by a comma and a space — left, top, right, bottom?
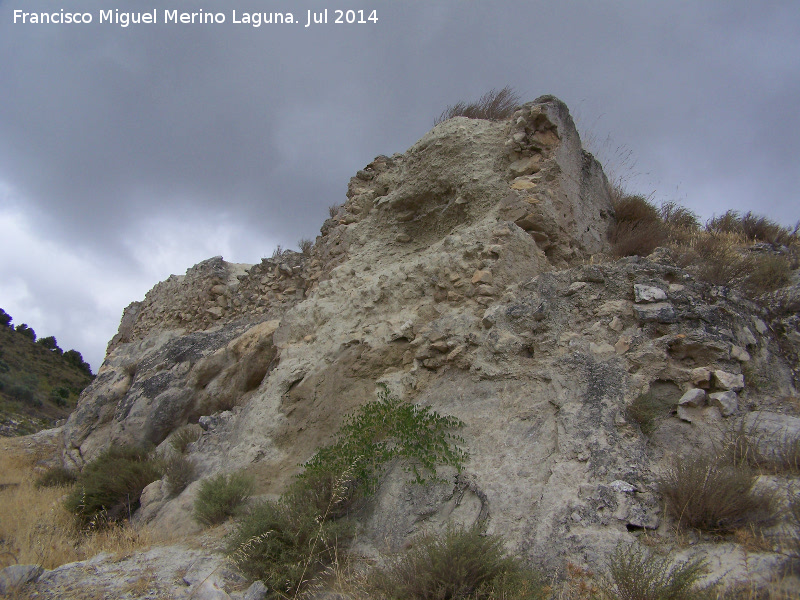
57, 96, 800, 591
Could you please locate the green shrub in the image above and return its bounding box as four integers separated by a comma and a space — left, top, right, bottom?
300, 386, 468, 504
228, 489, 354, 596
434, 86, 521, 125
372, 526, 546, 600
657, 454, 775, 533
226, 387, 468, 597
603, 543, 711, 600
65, 445, 163, 527
193, 471, 254, 526
169, 423, 202, 454
163, 453, 196, 497
35, 465, 77, 488
626, 392, 672, 435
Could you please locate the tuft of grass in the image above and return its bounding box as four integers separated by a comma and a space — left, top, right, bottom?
168, 423, 202, 454
602, 543, 711, 600
434, 86, 521, 125
657, 454, 775, 533
34, 465, 77, 488
659, 201, 700, 231
162, 453, 196, 497
193, 471, 254, 526
626, 392, 673, 435
742, 254, 793, 295
64, 446, 164, 528
372, 525, 547, 600
609, 194, 668, 257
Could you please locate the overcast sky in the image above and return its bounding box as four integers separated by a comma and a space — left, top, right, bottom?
1, 1, 798, 372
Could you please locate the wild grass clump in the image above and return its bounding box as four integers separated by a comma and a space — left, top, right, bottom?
659, 201, 700, 231
741, 254, 793, 296
609, 194, 668, 257
372, 526, 547, 600
602, 543, 711, 600
228, 477, 355, 596
626, 392, 673, 435
193, 471, 254, 526
64, 445, 163, 527
706, 210, 794, 247
162, 453, 196, 497
657, 454, 775, 533
35, 465, 77, 488
168, 423, 202, 454
434, 86, 521, 125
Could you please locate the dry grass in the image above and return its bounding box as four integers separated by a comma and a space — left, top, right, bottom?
434, 86, 521, 125
609, 194, 668, 257
658, 453, 776, 533
0, 438, 153, 571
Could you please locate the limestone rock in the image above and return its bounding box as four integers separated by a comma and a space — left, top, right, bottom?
634, 284, 667, 303
53, 95, 800, 595
678, 388, 706, 408
708, 391, 738, 417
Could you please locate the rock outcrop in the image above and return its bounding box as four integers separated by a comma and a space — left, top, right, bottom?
53, 96, 799, 594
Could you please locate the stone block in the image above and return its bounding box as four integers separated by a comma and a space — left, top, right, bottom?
708, 391, 738, 417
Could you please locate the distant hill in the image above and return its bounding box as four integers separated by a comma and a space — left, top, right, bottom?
0, 308, 94, 436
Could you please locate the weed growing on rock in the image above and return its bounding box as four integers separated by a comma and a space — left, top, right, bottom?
657, 454, 775, 533
609, 194, 667, 258
434, 86, 521, 125
168, 423, 202, 454
227, 387, 468, 597
626, 392, 672, 435
371, 525, 547, 600
65, 445, 163, 527
602, 542, 711, 600
193, 471, 254, 526
162, 454, 196, 497
300, 385, 468, 502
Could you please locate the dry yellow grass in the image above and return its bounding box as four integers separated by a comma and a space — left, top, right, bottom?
0, 436, 153, 571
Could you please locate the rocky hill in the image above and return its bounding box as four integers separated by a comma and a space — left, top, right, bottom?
9, 96, 800, 598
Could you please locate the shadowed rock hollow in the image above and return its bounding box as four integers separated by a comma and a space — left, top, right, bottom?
47, 95, 799, 596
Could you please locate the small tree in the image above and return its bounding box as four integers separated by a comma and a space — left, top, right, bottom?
37, 335, 60, 351
15, 323, 36, 341
64, 349, 93, 375
0, 308, 11, 327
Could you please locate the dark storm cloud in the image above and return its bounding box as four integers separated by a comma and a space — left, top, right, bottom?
1, 0, 798, 369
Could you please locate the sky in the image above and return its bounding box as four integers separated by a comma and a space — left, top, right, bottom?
1, 1, 798, 372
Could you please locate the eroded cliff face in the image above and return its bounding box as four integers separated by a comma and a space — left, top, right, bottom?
61, 96, 800, 581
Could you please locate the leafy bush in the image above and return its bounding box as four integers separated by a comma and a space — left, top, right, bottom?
434, 86, 521, 125
193, 471, 254, 526
626, 392, 672, 435
65, 445, 163, 527
35, 465, 78, 488
603, 543, 711, 600
300, 386, 468, 505
657, 454, 775, 533
163, 453, 196, 497
372, 526, 546, 600
227, 387, 468, 597
169, 423, 202, 454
